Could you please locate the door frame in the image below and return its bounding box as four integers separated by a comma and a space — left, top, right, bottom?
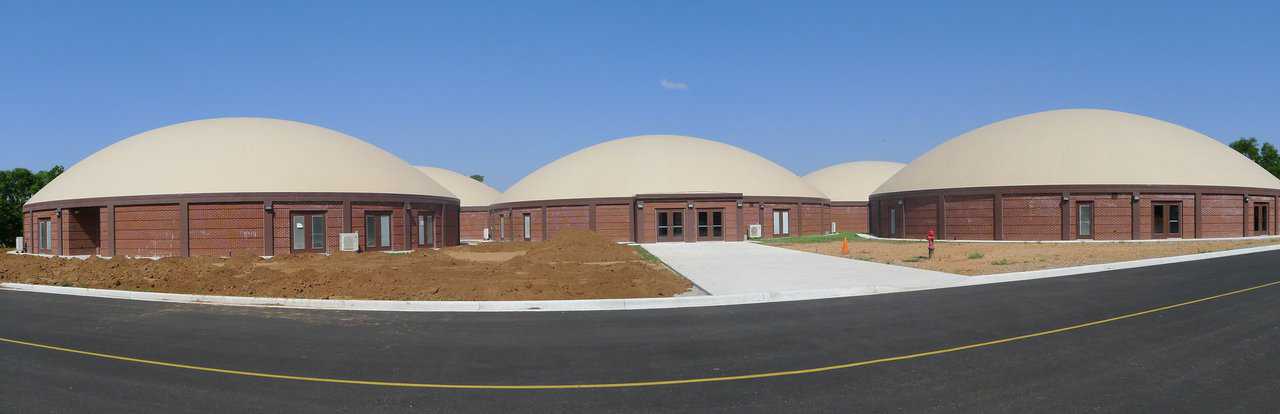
696, 208, 725, 241
1253, 203, 1271, 236
289, 211, 327, 253
1151, 202, 1183, 239
364, 211, 393, 251
772, 209, 791, 237
1076, 201, 1094, 240
656, 209, 684, 242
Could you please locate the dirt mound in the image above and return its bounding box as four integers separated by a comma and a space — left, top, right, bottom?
0, 232, 690, 301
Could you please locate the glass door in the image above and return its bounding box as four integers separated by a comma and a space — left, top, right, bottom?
1077, 203, 1094, 239
772, 210, 790, 236
1152, 203, 1181, 239
656, 210, 684, 242
291, 213, 326, 253
365, 212, 392, 250
697, 209, 724, 241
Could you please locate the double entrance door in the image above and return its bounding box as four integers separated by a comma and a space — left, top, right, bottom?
656, 208, 724, 242
1151, 203, 1182, 239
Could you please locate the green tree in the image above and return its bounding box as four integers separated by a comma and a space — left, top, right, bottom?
1229, 137, 1280, 178
0, 166, 64, 246
469, 174, 484, 183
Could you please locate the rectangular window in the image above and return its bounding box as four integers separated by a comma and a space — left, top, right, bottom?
426, 215, 435, 246
364, 212, 393, 249
1077, 203, 1094, 238
310, 215, 326, 250
697, 211, 709, 238
773, 210, 790, 236
418, 214, 426, 246
38, 219, 51, 252
889, 208, 897, 236
1254, 205, 1269, 233
292, 215, 306, 251
500, 215, 506, 241
522, 213, 532, 241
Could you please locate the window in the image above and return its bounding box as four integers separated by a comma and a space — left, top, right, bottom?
418, 214, 427, 246
365, 212, 392, 250
499, 215, 506, 241
291, 213, 326, 253
772, 210, 790, 236
522, 213, 532, 241
889, 208, 897, 236
1254, 204, 1269, 234
38, 219, 51, 253
1077, 203, 1094, 239
425, 214, 435, 246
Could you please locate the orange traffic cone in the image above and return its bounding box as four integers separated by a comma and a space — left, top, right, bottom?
840, 237, 850, 256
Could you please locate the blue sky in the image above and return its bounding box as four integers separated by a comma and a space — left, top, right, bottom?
2, 1, 1277, 190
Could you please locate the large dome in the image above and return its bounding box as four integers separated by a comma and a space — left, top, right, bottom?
415, 166, 501, 208
873, 109, 1280, 195
804, 161, 905, 202
495, 135, 827, 204
28, 118, 457, 205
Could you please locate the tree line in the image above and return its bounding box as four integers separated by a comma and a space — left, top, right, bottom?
0, 166, 64, 247
1229, 137, 1280, 178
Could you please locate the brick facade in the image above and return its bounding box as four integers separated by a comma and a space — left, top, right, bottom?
829, 205, 869, 234
872, 188, 1276, 241
459, 210, 489, 241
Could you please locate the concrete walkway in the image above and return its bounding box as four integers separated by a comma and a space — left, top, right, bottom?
641, 242, 967, 295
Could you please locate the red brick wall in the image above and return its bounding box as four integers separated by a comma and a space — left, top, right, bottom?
742, 202, 764, 239
1002, 195, 1061, 241
801, 204, 825, 236
596, 204, 632, 242
115, 204, 180, 257
273, 203, 343, 254
459, 210, 488, 241
830, 205, 869, 234
353, 203, 406, 251
902, 197, 938, 239
1200, 195, 1244, 238
1068, 195, 1132, 240
502, 208, 544, 241
64, 207, 102, 256
944, 195, 993, 240
99, 207, 112, 255
189, 203, 263, 257
546, 206, 590, 240
22, 211, 32, 252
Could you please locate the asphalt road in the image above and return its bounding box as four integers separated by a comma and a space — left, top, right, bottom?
3, 251, 1279, 413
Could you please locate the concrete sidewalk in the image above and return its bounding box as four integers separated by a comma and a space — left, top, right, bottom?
641, 242, 967, 295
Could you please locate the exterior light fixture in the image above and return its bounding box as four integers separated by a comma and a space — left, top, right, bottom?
1132, 193, 1141, 202
897, 199, 904, 205
1062, 194, 1070, 201
264, 201, 274, 211
687, 202, 694, 209
736, 200, 744, 208
636, 201, 644, 209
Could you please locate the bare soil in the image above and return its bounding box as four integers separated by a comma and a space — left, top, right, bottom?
0, 230, 691, 301
777, 238, 1280, 275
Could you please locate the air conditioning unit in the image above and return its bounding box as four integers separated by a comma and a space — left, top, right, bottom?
483, 228, 491, 241
748, 224, 763, 239
339, 233, 360, 252
14, 237, 23, 253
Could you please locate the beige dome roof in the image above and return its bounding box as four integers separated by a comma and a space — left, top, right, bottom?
874, 109, 1280, 195
415, 166, 501, 207
804, 161, 905, 202
495, 135, 827, 204
28, 118, 457, 205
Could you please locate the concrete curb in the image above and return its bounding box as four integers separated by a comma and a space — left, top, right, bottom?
857, 233, 1280, 244
4, 243, 1279, 313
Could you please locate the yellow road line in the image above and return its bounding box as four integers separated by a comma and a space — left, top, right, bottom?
3, 279, 1278, 390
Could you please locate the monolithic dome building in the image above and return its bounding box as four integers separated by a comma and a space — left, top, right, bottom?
869, 109, 1280, 240
23, 118, 461, 257
416, 166, 500, 241
804, 161, 905, 234
490, 135, 830, 242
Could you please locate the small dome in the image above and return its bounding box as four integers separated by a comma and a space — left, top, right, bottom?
874, 109, 1280, 195
804, 161, 905, 202
415, 166, 501, 208
27, 118, 456, 205
495, 135, 826, 204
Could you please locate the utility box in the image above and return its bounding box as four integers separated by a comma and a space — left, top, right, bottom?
339, 233, 360, 252
748, 224, 763, 239
483, 228, 491, 241
14, 237, 23, 253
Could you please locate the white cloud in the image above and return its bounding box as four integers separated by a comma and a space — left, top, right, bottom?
660, 79, 688, 91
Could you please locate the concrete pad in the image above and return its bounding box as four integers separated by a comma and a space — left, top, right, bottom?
641, 242, 968, 295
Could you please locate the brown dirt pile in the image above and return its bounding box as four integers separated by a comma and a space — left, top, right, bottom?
777, 238, 1280, 275
0, 234, 690, 301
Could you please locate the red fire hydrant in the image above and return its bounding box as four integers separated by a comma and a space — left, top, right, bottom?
927, 229, 936, 259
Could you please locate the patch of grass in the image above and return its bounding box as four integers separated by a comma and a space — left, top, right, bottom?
966, 252, 984, 260
901, 255, 929, 263
760, 232, 864, 245
990, 258, 1011, 265
630, 245, 662, 263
